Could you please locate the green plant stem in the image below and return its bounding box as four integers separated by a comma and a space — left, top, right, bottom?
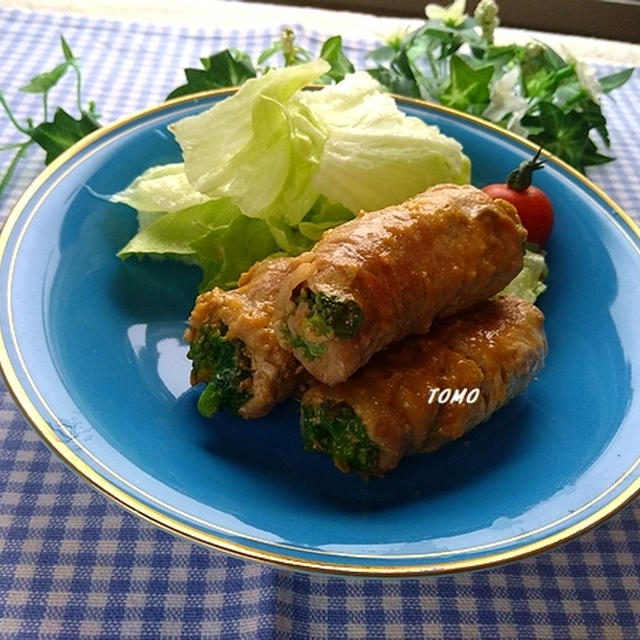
426, 47, 441, 80
0, 92, 31, 135
0, 140, 34, 195
563, 91, 591, 109
0, 142, 26, 151
71, 63, 83, 112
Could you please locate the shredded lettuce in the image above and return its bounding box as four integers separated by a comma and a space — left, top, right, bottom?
113, 60, 471, 290
499, 246, 548, 302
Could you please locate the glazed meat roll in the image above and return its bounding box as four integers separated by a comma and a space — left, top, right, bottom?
276, 183, 527, 385
300, 297, 547, 478
184, 257, 307, 419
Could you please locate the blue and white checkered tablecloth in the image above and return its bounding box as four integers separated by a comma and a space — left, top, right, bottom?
1, 5, 640, 639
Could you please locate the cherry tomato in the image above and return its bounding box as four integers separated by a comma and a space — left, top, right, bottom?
481, 148, 554, 246
481, 182, 553, 246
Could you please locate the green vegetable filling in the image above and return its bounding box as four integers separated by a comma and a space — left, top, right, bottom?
186, 324, 252, 417
280, 324, 328, 360
286, 289, 363, 360
307, 290, 363, 339
300, 400, 379, 475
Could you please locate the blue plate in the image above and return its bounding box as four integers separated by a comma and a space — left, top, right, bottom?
2, 91, 640, 575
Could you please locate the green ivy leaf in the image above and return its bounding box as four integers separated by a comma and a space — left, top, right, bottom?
19, 61, 69, 93
60, 35, 76, 63
366, 44, 423, 98
522, 101, 612, 172
365, 44, 398, 66
318, 36, 355, 83
599, 67, 634, 94
29, 107, 100, 164
482, 44, 520, 71
541, 43, 567, 71
166, 49, 257, 100
580, 99, 609, 146
439, 54, 493, 114
366, 67, 420, 98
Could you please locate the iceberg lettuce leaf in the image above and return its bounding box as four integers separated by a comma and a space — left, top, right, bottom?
264, 195, 354, 255
169, 59, 330, 225
116, 199, 239, 261
297, 195, 354, 242
117, 197, 280, 290
115, 63, 473, 291
110, 163, 210, 230
191, 215, 280, 291
301, 72, 471, 213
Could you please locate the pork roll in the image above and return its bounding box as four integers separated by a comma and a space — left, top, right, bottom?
184, 257, 307, 418
299, 297, 547, 477
276, 183, 527, 385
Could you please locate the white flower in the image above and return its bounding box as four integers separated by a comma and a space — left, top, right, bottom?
425, 0, 467, 27
483, 67, 529, 132
560, 46, 603, 104
377, 24, 411, 48
574, 59, 603, 104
